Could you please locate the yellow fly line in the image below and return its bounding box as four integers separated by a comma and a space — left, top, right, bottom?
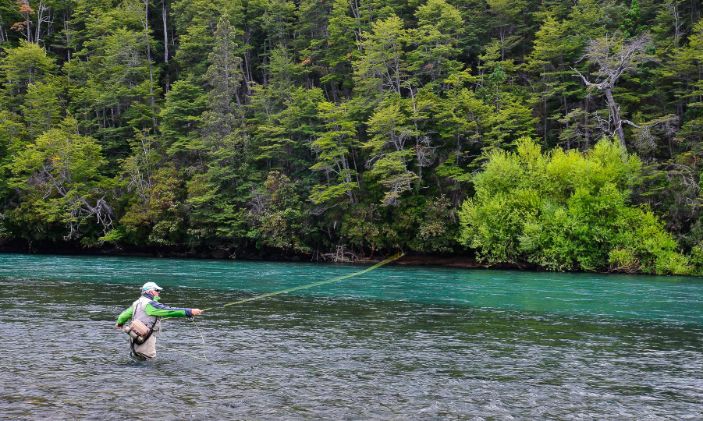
202, 252, 404, 312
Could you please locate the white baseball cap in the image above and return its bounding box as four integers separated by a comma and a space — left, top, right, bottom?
141, 282, 163, 291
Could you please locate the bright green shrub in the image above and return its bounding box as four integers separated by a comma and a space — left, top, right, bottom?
690, 243, 703, 275
458, 138, 690, 274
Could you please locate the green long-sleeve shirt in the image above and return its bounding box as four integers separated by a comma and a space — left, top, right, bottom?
116, 295, 193, 326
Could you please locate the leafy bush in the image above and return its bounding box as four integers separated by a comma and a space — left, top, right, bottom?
688, 242, 703, 276
458, 137, 690, 274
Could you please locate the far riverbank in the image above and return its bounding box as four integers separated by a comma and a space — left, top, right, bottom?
0, 240, 686, 276
0, 238, 539, 270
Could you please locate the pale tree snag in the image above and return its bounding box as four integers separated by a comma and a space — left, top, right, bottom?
664, 0, 684, 47
33, 1, 50, 45
0, 17, 6, 43
573, 33, 655, 151
31, 162, 113, 241
162, 0, 169, 64
65, 196, 114, 240
12, 1, 51, 44
141, 0, 157, 130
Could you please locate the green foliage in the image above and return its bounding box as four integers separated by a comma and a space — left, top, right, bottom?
690, 242, 703, 275
65, 9, 160, 154
407, 0, 464, 84
670, 20, 703, 149
172, 0, 240, 80
253, 85, 324, 172
0, 40, 57, 108
0, 0, 699, 272
246, 171, 311, 253
321, 0, 358, 95
0, 111, 26, 159
201, 17, 245, 142
5, 117, 111, 240
459, 138, 689, 274
310, 100, 359, 206
353, 15, 408, 103
621, 0, 643, 38
21, 76, 63, 139
341, 203, 392, 254
160, 78, 207, 160
113, 132, 185, 246
364, 96, 420, 206
0, 111, 26, 205
410, 195, 458, 253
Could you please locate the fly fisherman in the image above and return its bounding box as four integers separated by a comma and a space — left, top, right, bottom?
115, 282, 204, 360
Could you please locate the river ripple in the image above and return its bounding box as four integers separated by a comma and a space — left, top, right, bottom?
0, 254, 701, 419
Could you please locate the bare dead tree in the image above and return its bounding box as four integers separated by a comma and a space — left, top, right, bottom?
573, 33, 655, 151
124, 135, 155, 203
247, 191, 269, 218
380, 171, 417, 206
63, 12, 71, 61
65, 196, 114, 240
415, 136, 434, 167
665, 0, 684, 47
349, 0, 363, 48
0, 10, 8, 43
33, 1, 51, 45
29, 163, 114, 240
10, 1, 51, 44
141, 0, 158, 130
629, 114, 679, 157
161, 0, 169, 63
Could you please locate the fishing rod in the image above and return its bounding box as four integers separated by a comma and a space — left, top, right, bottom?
158, 253, 403, 361
202, 252, 404, 312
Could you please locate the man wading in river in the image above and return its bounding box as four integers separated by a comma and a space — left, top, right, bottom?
115, 282, 204, 360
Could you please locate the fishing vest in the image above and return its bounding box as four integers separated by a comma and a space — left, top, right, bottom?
132, 296, 161, 333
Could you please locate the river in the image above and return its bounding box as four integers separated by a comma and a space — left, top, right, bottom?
0, 253, 701, 419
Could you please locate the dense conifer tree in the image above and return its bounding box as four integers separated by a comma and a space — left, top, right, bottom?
0, 0, 701, 273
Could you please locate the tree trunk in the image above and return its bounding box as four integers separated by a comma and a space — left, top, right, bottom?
542, 87, 547, 146
243, 31, 254, 95
143, 0, 157, 130
34, 1, 46, 44
691, 0, 701, 23
604, 88, 626, 150
350, 0, 363, 49
162, 0, 169, 63
584, 95, 590, 148
670, 1, 682, 47
64, 12, 71, 61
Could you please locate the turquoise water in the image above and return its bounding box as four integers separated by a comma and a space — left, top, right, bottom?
0, 253, 701, 419
2, 253, 701, 323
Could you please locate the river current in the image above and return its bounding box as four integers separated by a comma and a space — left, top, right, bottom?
0, 253, 701, 419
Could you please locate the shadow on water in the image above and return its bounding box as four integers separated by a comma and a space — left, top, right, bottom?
0, 254, 702, 419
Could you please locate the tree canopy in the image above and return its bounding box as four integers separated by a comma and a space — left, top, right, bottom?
0, 0, 702, 274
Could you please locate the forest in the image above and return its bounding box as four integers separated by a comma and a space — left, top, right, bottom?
0, 0, 702, 274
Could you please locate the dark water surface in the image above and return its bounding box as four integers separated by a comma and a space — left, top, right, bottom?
0, 254, 701, 419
